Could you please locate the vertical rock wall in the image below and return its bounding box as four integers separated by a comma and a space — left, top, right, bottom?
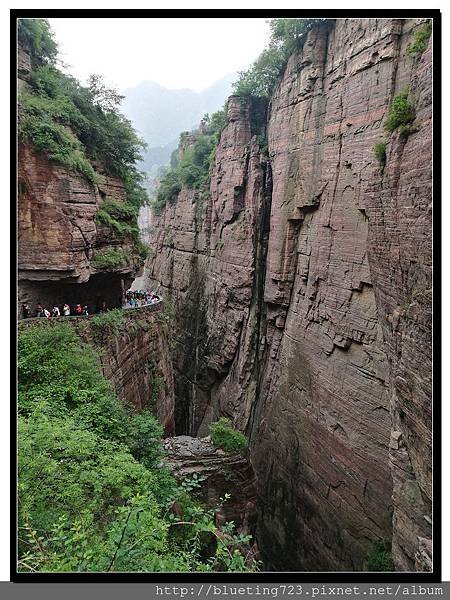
148, 96, 270, 437
146, 17, 433, 571
364, 30, 433, 571
18, 143, 140, 315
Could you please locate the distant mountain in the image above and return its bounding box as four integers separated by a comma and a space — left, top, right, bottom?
121, 73, 236, 179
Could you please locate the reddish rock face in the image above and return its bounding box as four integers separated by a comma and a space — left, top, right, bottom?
92, 305, 176, 435
18, 142, 139, 315
147, 95, 269, 436
17, 42, 141, 317
137, 18, 433, 572
363, 30, 433, 571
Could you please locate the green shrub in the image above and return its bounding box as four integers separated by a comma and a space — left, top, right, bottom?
384, 90, 416, 134
19, 111, 97, 183
233, 47, 287, 98
367, 539, 394, 571
91, 248, 129, 270
89, 309, 125, 343
153, 169, 182, 210
257, 133, 268, 155
209, 417, 247, 454
373, 141, 387, 167
136, 239, 149, 261
128, 409, 164, 468
95, 200, 140, 240
407, 22, 432, 56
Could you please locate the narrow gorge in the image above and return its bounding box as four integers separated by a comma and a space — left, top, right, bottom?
17, 16, 433, 574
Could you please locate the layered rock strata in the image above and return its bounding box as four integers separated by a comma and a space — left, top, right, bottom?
146, 17, 433, 572
163, 435, 257, 537
18, 143, 140, 315
17, 43, 141, 317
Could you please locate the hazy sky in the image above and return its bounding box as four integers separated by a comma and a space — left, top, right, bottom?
48, 18, 270, 93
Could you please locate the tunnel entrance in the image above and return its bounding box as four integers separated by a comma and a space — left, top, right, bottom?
18, 272, 132, 318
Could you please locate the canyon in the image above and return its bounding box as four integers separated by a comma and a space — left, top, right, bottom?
17, 17, 433, 573
144, 17, 433, 572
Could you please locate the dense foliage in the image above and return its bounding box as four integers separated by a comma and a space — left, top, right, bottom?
152, 108, 226, 211
17, 18, 57, 65
91, 248, 130, 270
95, 200, 140, 239
18, 19, 149, 264
18, 323, 258, 572
384, 89, 416, 135
209, 418, 248, 454
89, 309, 126, 346
407, 21, 432, 56
366, 539, 394, 571
233, 19, 327, 98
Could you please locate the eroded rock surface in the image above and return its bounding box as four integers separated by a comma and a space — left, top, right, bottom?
17, 44, 141, 316
18, 143, 140, 314
163, 435, 257, 535
146, 17, 432, 572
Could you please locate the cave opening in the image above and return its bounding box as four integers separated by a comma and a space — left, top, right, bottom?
18, 272, 132, 318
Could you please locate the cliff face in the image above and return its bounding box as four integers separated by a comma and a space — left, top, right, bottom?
147, 95, 269, 437
17, 44, 141, 317
88, 304, 176, 435
146, 17, 432, 572
18, 142, 140, 314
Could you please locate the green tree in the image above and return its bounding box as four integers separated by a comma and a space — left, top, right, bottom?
17, 19, 57, 65
233, 47, 286, 98
87, 74, 124, 112
209, 418, 248, 454
233, 19, 327, 98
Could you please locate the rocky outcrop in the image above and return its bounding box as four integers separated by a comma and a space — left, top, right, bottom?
17, 44, 141, 318
147, 95, 269, 436
140, 18, 433, 572
163, 435, 257, 535
18, 143, 140, 315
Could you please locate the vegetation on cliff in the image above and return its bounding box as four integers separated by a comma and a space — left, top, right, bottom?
152, 109, 226, 211
407, 21, 432, 56
373, 141, 387, 169
384, 89, 416, 135
17, 18, 57, 66
91, 248, 130, 271
151, 19, 326, 212
233, 19, 326, 98
18, 323, 258, 572
366, 540, 394, 571
209, 418, 248, 454
18, 18, 148, 265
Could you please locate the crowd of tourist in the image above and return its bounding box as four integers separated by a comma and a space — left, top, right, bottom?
20, 290, 161, 320
124, 289, 160, 308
